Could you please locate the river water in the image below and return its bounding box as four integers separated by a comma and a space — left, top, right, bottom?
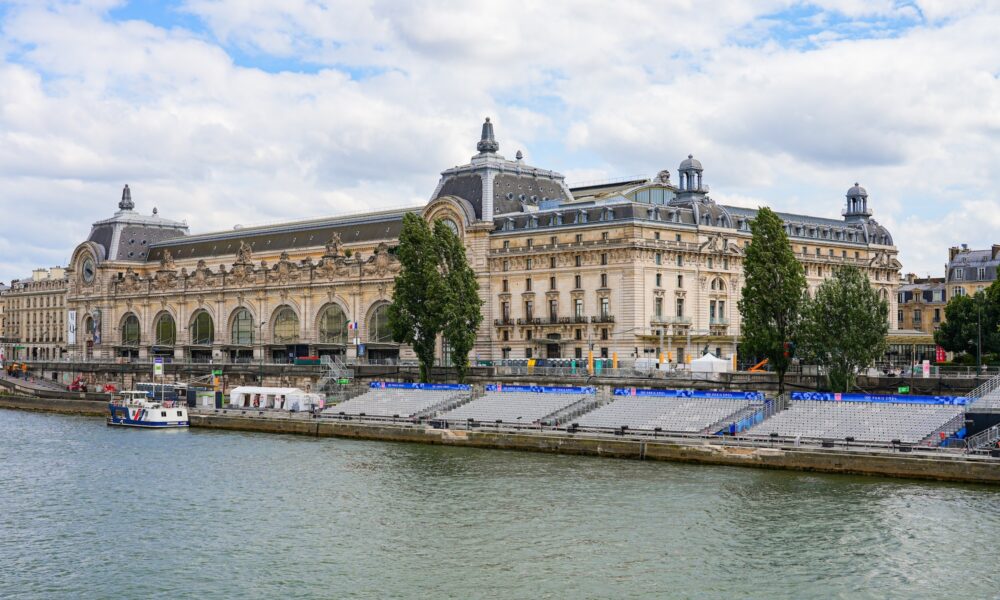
1, 410, 998, 599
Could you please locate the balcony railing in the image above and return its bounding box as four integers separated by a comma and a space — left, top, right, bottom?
710, 317, 730, 326
591, 314, 615, 324
493, 318, 513, 326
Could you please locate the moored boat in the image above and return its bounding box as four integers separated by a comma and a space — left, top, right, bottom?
107, 391, 189, 428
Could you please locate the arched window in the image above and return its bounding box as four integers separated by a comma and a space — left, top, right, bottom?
190, 311, 214, 345
272, 307, 300, 343
319, 304, 349, 344
711, 278, 726, 291
155, 313, 176, 346
121, 314, 140, 346
231, 308, 254, 345
368, 304, 393, 344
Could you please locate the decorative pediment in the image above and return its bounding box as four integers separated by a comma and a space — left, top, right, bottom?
187, 259, 218, 289
119, 267, 142, 293
269, 251, 301, 284
362, 242, 401, 277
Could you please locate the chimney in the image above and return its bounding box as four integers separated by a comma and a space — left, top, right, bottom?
905, 273, 916, 284
949, 246, 960, 261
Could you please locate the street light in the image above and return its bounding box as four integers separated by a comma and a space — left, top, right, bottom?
259, 320, 266, 383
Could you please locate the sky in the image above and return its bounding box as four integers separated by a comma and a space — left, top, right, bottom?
0, 0, 998, 284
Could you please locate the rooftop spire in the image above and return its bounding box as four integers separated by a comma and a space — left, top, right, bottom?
477, 117, 499, 154
119, 184, 134, 211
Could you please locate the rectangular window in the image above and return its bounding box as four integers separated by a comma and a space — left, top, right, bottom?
526, 330, 533, 341
549, 299, 558, 320
502, 348, 511, 359
550, 257, 557, 269
601, 347, 609, 359
897, 310, 903, 323
601, 253, 608, 266
575, 255, 582, 267
527, 238, 533, 248
602, 231, 609, 240
655, 297, 663, 318
934, 308, 941, 322
600, 273, 608, 288
575, 327, 582, 340
574, 274, 581, 289
677, 275, 683, 288
503, 240, 509, 249
676, 298, 684, 317
979, 267, 986, 280
575, 347, 583, 359
502, 302, 510, 320
676, 347, 685, 364
550, 236, 557, 245
502, 330, 509, 341
675, 234, 682, 242
913, 310, 922, 323
654, 232, 661, 240
525, 301, 533, 320
676, 255, 683, 267
600, 328, 609, 341
502, 260, 509, 272
655, 273, 662, 287
829, 249, 834, 256
655, 253, 662, 265
550, 276, 556, 290
502, 279, 509, 292
708, 257, 713, 269
526, 258, 533, 270
815, 248, 820, 256
525, 347, 533, 358
526, 278, 532, 291
575, 234, 583, 243
842, 250, 847, 258
723, 258, 729, 270
575, 299, 584, 318
710, 300, 716, 319
600, 298, 609, 318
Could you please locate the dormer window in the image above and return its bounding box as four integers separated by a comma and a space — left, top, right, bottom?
578, 210, 588, 224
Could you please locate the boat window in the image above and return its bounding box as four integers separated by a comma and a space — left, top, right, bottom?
161, 411, 167, 417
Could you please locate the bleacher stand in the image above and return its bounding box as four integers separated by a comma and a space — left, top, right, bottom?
327, 383, 468, 418
745, 395, 965, 444
438, 385, 594, 425
576, 389, 760, 433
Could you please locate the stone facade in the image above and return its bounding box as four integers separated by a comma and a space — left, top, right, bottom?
2, 268, 69, 361
946, 244, 1000, 298
32, 119, 900, 367
897, 275, 947, 334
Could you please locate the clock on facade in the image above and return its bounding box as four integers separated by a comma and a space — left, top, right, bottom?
82, 258, 96, 283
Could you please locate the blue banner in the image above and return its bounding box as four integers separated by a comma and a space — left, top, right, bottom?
486, 384, 595, 395
613, 388, 764, 400
370, 382, 470, 391
790, 392, 967, 406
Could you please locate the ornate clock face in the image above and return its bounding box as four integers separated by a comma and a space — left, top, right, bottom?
82, 258, 96, 283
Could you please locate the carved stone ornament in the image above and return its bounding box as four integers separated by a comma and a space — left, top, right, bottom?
324, 233, 342, 258
160, 249, 177, 271
151, 270, 178, 291
188, 259, 217, 289
119, 267, 142, 293
363, 243, 399, 277
269, 251, 300, 284
235, 241, 253, 265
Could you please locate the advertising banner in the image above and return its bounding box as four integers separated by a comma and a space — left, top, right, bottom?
153, 358, 164, 377
790, 392, 967, 406
92, 310, 102, 345
935, 345, 947, 363
486, 384, 596, 395
67, 310, 77, 345
370, 381, 470, 391
613, 388, 764, 400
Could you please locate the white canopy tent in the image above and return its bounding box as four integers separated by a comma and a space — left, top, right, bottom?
229, 386, 324, 411
690, 353, 732, 374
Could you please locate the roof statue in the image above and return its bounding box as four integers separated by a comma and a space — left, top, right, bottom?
119, 184, 134, 211
235, 241, 253, 265
325, 232, 342, 257
477, 117, 499, 154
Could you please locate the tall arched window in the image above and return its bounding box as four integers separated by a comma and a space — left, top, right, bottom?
368, 304, 393, 343
190, 311, 214, 345
231, 308, 254, 345
319, 304, 349, 344
121, 314, 140, 346
272, 307, 300, 344
711, 278, 726, 291
155, 313, 176, 346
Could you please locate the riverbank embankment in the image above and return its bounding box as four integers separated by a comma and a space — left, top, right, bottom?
4, 395, 999, 484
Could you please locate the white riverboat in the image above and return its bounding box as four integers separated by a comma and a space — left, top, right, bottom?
107, 391, 189, 428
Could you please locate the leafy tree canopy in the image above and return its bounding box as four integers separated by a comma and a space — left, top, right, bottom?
798, 266, 889, 392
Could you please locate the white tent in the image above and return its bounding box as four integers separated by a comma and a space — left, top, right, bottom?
230, 386, 306, 410
690, 353, 731, 374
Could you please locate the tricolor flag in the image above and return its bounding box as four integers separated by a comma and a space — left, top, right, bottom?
348, 321, 358, 330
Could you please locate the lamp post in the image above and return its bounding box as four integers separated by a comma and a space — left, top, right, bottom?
259, 320, 266, 384
976, 297, 982, 377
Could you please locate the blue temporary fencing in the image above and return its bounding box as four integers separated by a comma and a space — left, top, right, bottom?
614, 388, 765, 400
370, 382, 471, 391
790, 392, 967, 406
486, 384, 596, 395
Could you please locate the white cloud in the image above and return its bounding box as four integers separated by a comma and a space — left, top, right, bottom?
0, 0, 999, 285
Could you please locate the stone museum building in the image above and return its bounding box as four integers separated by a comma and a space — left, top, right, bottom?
14, 119, 902, 366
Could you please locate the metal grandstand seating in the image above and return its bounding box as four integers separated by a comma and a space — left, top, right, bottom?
438, 391, 590, 425
326, 388, 468, 418
744, 400, 963, 444
575, 396, 755, 433
966, 371, 1000, 410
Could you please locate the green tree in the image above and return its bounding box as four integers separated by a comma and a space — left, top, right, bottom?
798, 266, 889, 392
738, 207, 806, 396
434, 220, 483, 382
388, 214, 446, 382
935, 287, 1000, 361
